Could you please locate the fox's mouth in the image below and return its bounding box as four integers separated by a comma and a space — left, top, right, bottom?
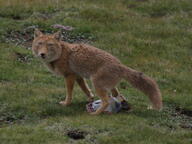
37, 54, 47, 61
39, 55, 55, 63
41, 55, 46, 59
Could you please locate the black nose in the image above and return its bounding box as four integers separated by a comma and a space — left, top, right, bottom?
40, 53, 46, 59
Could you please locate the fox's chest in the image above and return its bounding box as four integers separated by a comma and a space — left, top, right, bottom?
44, 62, 73, 77
44, 63, 63, 76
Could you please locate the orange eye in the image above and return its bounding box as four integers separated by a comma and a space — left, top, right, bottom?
47, 43, 54, 47
38, 42, 43, 45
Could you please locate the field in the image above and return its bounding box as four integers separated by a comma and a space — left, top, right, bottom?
0, 0, 192, 143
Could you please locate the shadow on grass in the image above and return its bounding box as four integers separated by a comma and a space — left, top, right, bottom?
39, 101, 88, 118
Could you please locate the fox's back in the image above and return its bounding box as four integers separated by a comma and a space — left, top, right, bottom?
68, 44, 121, 78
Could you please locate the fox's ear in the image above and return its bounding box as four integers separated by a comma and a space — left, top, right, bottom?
34, 29, 43, 38
52, 31, 61, 41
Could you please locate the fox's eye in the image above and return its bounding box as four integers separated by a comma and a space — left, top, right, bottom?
38, 42, 43, 45
47, 43, 54, 47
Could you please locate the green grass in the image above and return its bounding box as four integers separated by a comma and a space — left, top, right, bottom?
0, 0, 192, 143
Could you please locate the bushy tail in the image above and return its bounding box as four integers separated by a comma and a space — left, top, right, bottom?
121, 65, 162, 110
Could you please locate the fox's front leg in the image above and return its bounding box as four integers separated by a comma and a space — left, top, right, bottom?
59, 75, 76, 106
76, 77, 94, 102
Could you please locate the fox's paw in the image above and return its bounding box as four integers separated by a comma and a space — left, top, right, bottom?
88, 97, 94, 103
59, 101, 71, 106
147, 105, 163, 111
147, 105, 153, 110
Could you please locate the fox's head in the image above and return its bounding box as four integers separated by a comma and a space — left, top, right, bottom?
32, 29, 62, 62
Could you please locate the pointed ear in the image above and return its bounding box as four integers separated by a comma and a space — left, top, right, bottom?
52, 31, 61, 41
34, 29, 43, 38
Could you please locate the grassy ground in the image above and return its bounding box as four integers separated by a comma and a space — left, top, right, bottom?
0, 0, 192, 143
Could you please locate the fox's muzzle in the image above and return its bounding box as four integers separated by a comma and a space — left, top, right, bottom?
39, 53, 46, 59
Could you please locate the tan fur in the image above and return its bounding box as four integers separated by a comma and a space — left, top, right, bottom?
32, 29, 163, 115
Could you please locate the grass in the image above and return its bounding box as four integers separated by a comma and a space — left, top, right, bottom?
0, 0, 192, 143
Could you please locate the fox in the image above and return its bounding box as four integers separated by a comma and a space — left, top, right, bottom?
32, 29, 163, 115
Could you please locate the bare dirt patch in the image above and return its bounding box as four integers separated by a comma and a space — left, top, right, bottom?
5, 27, 34, 49
66, 129, 87, 140
0, 104, 26, 126
164, 104, 192, 130
13, 52, 33, 63
175, 106, 192, 117
5, 26, 95, 49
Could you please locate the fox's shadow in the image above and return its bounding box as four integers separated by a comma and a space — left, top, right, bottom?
40, 101, 88, 118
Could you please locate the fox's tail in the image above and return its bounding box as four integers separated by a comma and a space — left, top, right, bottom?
120, 65, 162, 110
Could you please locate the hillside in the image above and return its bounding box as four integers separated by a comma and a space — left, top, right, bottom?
0, 0, 191, 144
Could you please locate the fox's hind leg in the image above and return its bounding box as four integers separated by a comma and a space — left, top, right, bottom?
90, 65, 123, 115
76, 77, 94, 102
90, 88, 110, 115
111, 88, 126, 101
112, 88, 131, 111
